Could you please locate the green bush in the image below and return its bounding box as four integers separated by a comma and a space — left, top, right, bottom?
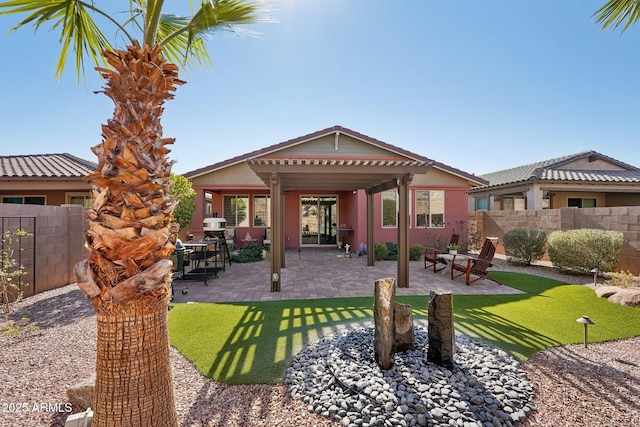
374, 243, 388, 261
385, 242, 398, 261
502, 228, 547, 266
409, 244, 424, 261
548, 229, 623, 274
230, 242, 264, 263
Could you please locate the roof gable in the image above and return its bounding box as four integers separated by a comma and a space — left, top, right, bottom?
475, 150, 640, 190
272, 132, 404, 159
0, 153, 96, 179
184, 125, 486, 185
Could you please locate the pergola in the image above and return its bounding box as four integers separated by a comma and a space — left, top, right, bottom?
247, 157, 432, 291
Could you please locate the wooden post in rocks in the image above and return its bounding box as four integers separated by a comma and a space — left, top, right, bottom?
394, 302, 414, 352
427, 289, 455, 368
373, 277, 396, 370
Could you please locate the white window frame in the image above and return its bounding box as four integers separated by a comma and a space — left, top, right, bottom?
253, 195, 271, 227
223, 194, 250, 227
415, 190, 445, 228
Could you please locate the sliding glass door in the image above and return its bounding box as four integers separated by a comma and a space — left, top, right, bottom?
300, 196, 337, 245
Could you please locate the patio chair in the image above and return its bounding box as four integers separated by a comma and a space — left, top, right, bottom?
450, 238, 500, 285
262, 228, 271, 250
424, 234, 459, 272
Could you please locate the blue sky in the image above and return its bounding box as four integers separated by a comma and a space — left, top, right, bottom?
0, 0, 638, 176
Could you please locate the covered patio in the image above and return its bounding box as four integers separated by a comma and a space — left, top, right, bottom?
247, 157, 431, 292
170, 248, 523, 303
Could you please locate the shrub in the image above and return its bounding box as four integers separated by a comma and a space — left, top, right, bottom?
548, 229, 623, 274
374, 243, 388, 261
502, 228, 547, 266
1, 229, 32, 313
605, 270, 639, 288
230, 242, 264, 263
385, 242, 398, 261
409, 244, 424, 261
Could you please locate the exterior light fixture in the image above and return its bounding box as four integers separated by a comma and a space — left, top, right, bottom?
576, 315, 595, 348
590, 268, 599, 286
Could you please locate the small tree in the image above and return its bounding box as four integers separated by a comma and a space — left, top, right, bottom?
0, 229, 31, 313
169, 173, 196, 229
502, 228, 547, 266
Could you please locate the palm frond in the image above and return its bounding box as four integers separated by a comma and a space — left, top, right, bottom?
157, 15, 213, 69
0, 0, 116, 80
593, 0, 640, 32
158, 0, 268, 69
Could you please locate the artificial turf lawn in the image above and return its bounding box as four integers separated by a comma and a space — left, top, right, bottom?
168, 271, 640, 385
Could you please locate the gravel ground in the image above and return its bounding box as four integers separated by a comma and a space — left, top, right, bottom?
1, 263, 638, 427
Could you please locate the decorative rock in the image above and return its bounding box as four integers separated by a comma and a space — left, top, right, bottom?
66, 374, 95, 410
595, 286, 621, 298
427, 290, 455, 368
373, 277, 396, 370
607, 288, 640, 307
394, 302, 415, 352
286, 326, 535, 427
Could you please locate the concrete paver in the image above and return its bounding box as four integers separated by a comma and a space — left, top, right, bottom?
170, 248, 523, 303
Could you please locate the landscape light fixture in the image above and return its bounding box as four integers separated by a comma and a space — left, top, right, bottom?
576, 315, 595, 348
590, 268, 599, 286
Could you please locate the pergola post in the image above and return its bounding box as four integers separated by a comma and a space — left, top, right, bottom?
397, 174, 410, 288
366, 189, 375, 266
280, 187, 286, 269
270, 173, 281, 292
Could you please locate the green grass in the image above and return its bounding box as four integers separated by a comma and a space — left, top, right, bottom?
168, 271, 640, 385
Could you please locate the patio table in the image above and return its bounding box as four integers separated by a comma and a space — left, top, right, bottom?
436, 253, 470, 276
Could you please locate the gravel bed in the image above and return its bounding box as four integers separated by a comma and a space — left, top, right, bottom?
1, 263, 638, 427
285, 326, 534, 426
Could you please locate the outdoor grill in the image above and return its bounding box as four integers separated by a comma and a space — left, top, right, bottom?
203, 217, 226, 238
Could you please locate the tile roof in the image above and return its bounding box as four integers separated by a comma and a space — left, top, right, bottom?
472, 150, 640, 191
0, 153, 96, 179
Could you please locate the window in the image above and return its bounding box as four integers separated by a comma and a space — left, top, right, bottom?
253, 195, 270, 227
68, 194, 93, 208
502, 196, 525, 211
415, 190, 444, 228
542, 196, 550, 209
382, 190, 397, 228
205, 192, 213, 215
568, 198, 596, 208
2, 196, 45, 205
223, 195, 249, 227
475, 197, 489, 211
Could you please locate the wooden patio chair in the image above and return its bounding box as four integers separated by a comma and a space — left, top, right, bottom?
451, 238, 500, 285
424, 234, 459, 272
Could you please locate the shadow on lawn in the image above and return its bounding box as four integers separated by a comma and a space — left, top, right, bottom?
454, 307, 561, 359
203, 298, 375, 385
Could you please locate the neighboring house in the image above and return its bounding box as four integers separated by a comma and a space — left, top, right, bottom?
468, 151, 640, 211
184, 125, 486, 288
0, 153, 96, 207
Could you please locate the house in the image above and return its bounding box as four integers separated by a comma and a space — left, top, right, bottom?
0, 153, 95, 206
468, 151, 640, 211
184, 125, 486, 289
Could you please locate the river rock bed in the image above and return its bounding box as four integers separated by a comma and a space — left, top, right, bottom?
284, 326, 534, 427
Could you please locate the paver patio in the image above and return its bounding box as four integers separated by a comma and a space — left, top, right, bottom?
170, 248, 524, 303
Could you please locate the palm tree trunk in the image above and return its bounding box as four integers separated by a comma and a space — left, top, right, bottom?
74, 42, 184, 427
94, 304, 176, 426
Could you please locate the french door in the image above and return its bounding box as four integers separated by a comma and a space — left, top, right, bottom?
300, 195, 337, 245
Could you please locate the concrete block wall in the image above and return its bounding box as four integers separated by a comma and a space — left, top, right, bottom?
470, 206, 640, 275
0, 204, 89, 297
